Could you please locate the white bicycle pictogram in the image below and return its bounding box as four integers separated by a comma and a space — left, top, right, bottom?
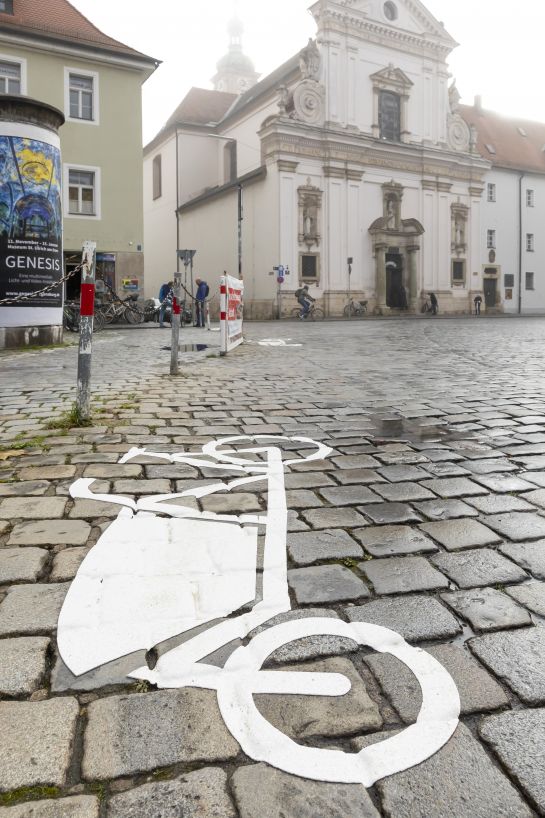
58, 435, 460, 787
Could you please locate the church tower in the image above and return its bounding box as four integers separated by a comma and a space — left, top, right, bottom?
212, 14, 259, 95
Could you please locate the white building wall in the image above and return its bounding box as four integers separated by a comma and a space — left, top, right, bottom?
143, 136, 178, 298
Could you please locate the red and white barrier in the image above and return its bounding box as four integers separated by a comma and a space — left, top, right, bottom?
220, 275, 244, 355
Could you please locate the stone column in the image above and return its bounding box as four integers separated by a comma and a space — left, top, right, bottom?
376, 243, 387, 308
407, 245, 419, 310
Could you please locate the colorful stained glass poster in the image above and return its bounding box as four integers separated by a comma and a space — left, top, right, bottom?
0, 135, 63, 307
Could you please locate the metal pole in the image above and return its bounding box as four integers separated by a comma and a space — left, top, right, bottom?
76, 241, 97, 421
170, 271, 182, 375
238, 184, 243, 279
347, 257, 353, 319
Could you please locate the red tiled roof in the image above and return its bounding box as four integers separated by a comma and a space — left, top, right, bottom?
165, 88, 237, 128
0, 0, 157, 62
461, 104, 545, 175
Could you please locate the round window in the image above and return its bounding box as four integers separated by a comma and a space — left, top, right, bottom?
384, 1, 398, 21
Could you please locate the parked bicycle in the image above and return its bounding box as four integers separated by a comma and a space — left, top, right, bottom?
100, 292, 143, 325
63, 300, 105, 333
343, 299, 368, 318
290, 303, 325, 320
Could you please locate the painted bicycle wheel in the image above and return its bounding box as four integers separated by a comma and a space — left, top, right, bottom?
217, 618, 460, 787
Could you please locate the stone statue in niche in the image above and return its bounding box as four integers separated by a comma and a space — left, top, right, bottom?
298, 180, 322, 248
386, 197, 397, 229
454, 217, 464, 247
449, 82, 461, 115
451, 202, 469, 253
299, 38, 321, 81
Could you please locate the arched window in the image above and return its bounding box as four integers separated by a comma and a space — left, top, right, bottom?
379, 91, 401, 141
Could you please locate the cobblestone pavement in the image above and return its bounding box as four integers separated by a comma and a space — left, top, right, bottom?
1, 316, 545, 816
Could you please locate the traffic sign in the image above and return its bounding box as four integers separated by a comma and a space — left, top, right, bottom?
277, 276, 285, 284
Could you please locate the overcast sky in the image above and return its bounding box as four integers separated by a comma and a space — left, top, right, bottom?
70, 0, 545, 145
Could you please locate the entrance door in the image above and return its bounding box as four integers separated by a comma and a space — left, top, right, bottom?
386, 253, 405, 308
483, 278, 497, 308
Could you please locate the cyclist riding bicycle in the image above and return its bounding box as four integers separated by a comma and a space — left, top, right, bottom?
295, 285, 315, 319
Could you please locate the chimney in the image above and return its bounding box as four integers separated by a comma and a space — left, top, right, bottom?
474, 95, 483, 113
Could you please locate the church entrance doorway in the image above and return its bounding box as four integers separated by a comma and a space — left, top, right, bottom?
386, 252, 406, 309
484, 277, 497, 308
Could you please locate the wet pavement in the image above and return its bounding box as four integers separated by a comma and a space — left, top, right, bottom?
1, 316, 545, 816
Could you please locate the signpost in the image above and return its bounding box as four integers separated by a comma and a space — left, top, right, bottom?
347, 256, 353, 319
178, 250, 196, 318
272, 264, 290, 319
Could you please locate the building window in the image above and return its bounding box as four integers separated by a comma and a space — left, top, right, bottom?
527, 189, 535, 207
526, 272, 535, 290
451, 260, 466, 285
487, 230, 496, 249
527, 233, 535, 252
487, 183, 496, 202
379, 91, 401, 141
504, 274, 515, 288
0, 1, 14, 13
64, 165, 101, 219
64, 68, 99, 124
383, 1, 398, 20
300, 253, 319, 283
152, 155, 162, 200
224, 141, 237, 184
0, 59, 20, 94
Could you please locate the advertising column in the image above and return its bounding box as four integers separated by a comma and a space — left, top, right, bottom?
0, 97, 65, 348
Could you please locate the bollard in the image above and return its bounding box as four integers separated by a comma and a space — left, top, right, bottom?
206, 300, 211, 331
76, 241, 97, 421
170, 271, 182, 375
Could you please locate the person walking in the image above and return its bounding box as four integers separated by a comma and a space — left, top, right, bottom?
195, 278, 209, 328
158, 280, 173, 328
429, 292, 438, 315
474, 294, 482, 315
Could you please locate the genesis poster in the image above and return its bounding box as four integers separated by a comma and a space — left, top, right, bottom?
0, 135, 62, 308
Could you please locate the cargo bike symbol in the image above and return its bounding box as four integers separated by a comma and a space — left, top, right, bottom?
58, 435, 460, 786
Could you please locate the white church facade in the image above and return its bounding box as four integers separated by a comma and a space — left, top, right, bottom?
143, 0, 545, 317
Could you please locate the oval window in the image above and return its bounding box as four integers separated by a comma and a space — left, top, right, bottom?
384, 1, 398, 21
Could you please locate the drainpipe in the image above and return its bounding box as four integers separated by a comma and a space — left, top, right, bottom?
518, 173, 524, 315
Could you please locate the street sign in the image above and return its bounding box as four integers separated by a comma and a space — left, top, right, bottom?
277, 277, 285, 284
178, 250, 197, 266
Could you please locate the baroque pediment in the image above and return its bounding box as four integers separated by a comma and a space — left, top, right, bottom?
370, 64, 413, 90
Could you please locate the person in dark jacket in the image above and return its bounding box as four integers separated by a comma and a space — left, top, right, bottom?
474, 294, 482, 315
429, 292, 438, 315
158, 280, 173, 327
195, 278, 209, 327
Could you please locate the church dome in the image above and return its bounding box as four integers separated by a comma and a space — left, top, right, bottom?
216, 50, 255, 73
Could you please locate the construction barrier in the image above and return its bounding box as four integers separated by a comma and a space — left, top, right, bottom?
220, 275, 244, 355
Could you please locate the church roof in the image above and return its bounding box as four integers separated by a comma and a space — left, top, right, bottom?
0, 0, 157, 63
222, 52, 300, 122
164, 88, 238, 129
461, 104, 545, 175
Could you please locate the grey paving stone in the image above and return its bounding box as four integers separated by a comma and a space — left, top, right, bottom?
288, 565, 370, 604
361, 556, 449, 595
256, 657, 382, 739
376, 464, 430, 482
354, 525, 438, 557
318, 485, 381, 506
463, 459, 519, 474
332, 454, 380, 469
0, 698, 79, 791
249, 609, 357, 664
361, 503, 421, 525
412, 498, 479, 521
0, 480, 50, 497
368, 723, 533, 817
422, 462, 469, 477
82, 689, 239, 780
420, 449, 465, 463
287, 529, 362, 566
282, 489, 322, 509
506, 579, 545, 615
68, 500, 131, 519
519, 488, 545, 509
0, 637, 49, 696
467, 494, 535, 514
473, 474, 537, 493
200, 493, 262, 513
144, 464, 199, 479
366, 643, 509, 721
50, 547, 89, 581
18, 465, 77, 480
470, 627, 545, 704
283, 472, 335, 489
370, 481, 436, 502
105, 768, 236, 818
441, 588, 532, 631
431, 548, 528, 589
82, 464, 142, 478
480, 709, 545, 814
286, 510, 309, 531
0, 497, 67, 520
481, 512, 545, 542
7, 520, 91, 546
0, 547, 48, 583
375, 451, 429, 466
300, 507, 368, 529
419, 477, 488, 498
231, 763, 379, 818
332, 468, 385, 485
0, 796, 99, 817
112, 479, 172, 495
0, 520, 8, 535
345, 595, 461, 642
520, 470, 545, 487
419, 518, 502, 551
500, 540, 545, 579
0, 583, 69, 635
